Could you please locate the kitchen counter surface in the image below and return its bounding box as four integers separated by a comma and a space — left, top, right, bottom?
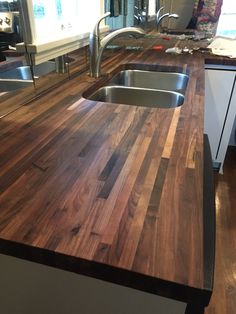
0, 41, 214, 310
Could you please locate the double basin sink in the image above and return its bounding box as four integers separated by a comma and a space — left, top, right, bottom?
84, 64, 189, 109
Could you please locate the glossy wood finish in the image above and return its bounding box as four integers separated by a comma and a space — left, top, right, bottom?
1, 33, 235, 119
0, 48, 210, 307
206, 146, 236, 314
0, 47, 89, 118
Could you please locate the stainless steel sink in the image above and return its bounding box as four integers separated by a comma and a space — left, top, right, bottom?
108, 69, 189, 92
0, 61, 56, 92
0, 79, 33, 92
87, 86, 184, 108
0, 66, 34, 92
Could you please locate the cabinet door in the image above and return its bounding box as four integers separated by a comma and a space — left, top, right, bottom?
229, 117, 236, 146
204, 69, 235, 161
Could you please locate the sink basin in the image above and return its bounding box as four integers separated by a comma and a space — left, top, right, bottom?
0, 61, 56, 80
0, 61, 56, 92
87, 86, 184, 108
0, 79, 33, 92
107, 70, 189, 92
0, 67, 34, 92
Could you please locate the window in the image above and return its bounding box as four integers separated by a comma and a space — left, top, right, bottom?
216, 0, 236, 37
17, 0, 105, 65
32, 0, 102, 43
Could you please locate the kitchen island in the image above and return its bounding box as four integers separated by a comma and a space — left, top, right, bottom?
0, 42, 214, 313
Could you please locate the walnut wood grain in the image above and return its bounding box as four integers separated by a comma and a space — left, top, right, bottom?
0, 47, 89, 118
0, 48, 211, 308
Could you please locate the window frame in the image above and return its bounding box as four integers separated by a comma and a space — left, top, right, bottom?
17, 0, 106, 65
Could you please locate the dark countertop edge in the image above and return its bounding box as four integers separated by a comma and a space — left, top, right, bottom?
0, 238, 212, 306
205, 56, 236, 67
203, 134, 216, 297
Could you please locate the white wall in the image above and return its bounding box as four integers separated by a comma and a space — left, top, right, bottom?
0, 254, 186, 314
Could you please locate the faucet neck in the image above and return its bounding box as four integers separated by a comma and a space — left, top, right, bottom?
156, 6, 179, 32
92, 12, 111, 46
156, 6, 165, 25
90, 26, 145, 78
158, 13, 170, 24
89, 12, 111, 77
95, 27, 145, 78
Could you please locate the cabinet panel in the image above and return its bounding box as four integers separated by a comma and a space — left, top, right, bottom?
217, 79, 236, 172
204, 70, 235, 160
229, 117, 236, 146
0, 254, 186, 314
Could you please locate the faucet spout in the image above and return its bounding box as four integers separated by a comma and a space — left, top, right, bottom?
156, 6, 165, 25
158, 12, 171, 25
95, 27, 145, 77
156, 6, 179, 32
89, 13, 145, 78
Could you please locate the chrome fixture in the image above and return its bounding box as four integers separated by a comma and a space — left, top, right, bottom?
89, 12, 145, 78
55, 55, 68, 74
156, 6, 179, 32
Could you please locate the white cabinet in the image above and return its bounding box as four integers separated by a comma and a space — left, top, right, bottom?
0, 254, 186, 314
204, 66, 236, 173
217, 81, 236, 166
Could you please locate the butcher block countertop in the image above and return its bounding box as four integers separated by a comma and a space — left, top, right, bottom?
0, 44, 214, 309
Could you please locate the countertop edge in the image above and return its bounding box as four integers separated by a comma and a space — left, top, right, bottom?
0, 238, 212, 306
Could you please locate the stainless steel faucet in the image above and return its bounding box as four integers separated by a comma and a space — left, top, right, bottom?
89, 12, 145, 78
156, 6, 179, 32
